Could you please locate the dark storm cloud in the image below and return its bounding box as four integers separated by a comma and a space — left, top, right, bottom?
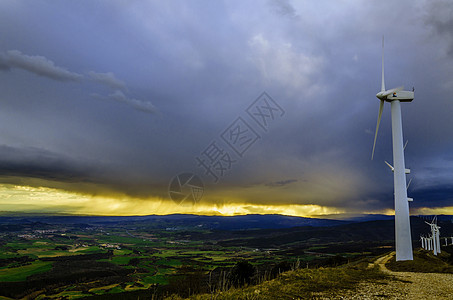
0, 0, 452, 215
0, 145, 92, 183
0, 50, 83, 81
268, 0, 297, 18
88, 71, 126, 90
0, 145, 169, 199
91, 90, 157, 114
265, 179, 298, 187
0, 48, 156, 114
0, 60, 10, 71
426, 0, 453, 56
107, 90, 157, 114
411, 185, 453, 208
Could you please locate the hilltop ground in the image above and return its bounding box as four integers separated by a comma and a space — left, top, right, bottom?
339, 251, 453, 299
168, 250, 453, 300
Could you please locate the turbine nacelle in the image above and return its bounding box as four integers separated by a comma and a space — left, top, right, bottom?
376, 87, 414, 102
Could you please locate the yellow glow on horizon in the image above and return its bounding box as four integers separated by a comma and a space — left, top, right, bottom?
1, 184, 452, 218
192, 203, 347, 217
0, 183, 349, 217
412, 206, 453, 216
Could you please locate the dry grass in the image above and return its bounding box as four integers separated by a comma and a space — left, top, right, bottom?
386, 249, 453, 273
165, 263, 389, 300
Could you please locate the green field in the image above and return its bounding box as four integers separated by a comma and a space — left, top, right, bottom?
0, 215, 413, 299
0, 230, 298, 297
0, 261, 52, 282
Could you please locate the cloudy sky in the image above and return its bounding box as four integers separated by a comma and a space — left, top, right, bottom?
0, 0, 452, 217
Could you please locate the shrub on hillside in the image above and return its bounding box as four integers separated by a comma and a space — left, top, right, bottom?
228, 261, 256, 287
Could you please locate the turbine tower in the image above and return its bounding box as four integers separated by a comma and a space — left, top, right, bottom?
371, 37, 414, 261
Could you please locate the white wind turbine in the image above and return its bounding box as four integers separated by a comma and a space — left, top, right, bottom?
371, 37, 415, 261
424, 236, 430, 250
425, 235, 431, 251
425, 216, 441, 255
434, 220, 441, 253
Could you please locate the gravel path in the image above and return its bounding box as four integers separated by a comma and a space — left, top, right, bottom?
338, 252, 453, 299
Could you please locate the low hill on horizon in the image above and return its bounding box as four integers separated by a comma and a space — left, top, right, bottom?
0, 213, 348, 230
0, 212, 451, 231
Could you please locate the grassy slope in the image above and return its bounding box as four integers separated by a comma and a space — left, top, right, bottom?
386, 249, 453, 273
165, 263, 390, 300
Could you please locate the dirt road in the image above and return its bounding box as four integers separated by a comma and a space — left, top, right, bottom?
340, 252, 453, 299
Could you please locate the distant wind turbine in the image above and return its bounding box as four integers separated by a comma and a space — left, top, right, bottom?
371, 37, 415, 261
426, 235, 433, 251
425, 216, 441, 255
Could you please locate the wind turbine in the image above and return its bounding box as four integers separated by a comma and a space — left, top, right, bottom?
426, 237, 430, 250
423, 236, 428, 250
371, 37, 415, 261
425, 216, 441, 255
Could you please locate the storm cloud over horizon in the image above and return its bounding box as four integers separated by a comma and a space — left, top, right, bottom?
0, 0, 452, 216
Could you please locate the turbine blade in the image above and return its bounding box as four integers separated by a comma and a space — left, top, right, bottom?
371, 100, 384, 160
406, 178, 412, 190
381, 36, 385, 92
404, 140, 408, 151
384, 160, 394, 171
